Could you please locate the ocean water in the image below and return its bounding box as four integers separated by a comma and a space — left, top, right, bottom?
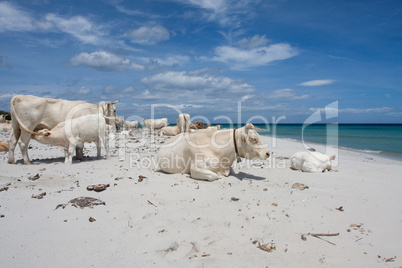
216, 124, 402, 159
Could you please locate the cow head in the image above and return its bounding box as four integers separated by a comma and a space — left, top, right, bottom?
238, 123, 270, 160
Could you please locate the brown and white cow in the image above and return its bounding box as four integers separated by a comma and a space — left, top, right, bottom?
8, 95, 118, 164
157, 124, 270, 181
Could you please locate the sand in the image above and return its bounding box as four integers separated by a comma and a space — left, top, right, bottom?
0, 129, 401, 267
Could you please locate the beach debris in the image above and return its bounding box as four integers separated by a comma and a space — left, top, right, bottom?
138, 175, 147, 182
201, 253, 211, 257
31, 192, 46, 199
0, 214, 5, 218
147, 200, 157, 207
55, 197, 106, 209
308, 148, 316, 152
309, 232, 340, 237
257, 242, 276, 252
114, 177, 133, 181
272, 202, 278, 206
301, 234, 307, 241
0, 186, 9, 192
28, 173, 40, 181
384, 256, 396, 263
263, 188, 268, 191
231, 197, 240, 201
89, 217, 96, 222
189, 255, 197, 259
336, 206, 344, 212
87, 184, 110, 192
276, 156, 289, 160
292, 183, 309, 191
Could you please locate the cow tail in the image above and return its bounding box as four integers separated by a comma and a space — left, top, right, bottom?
10, 96, 39, 135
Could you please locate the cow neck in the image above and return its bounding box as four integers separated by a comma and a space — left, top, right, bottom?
233, 127, 240, 158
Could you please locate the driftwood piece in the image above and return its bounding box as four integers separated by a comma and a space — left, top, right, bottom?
309, 233, 340, 237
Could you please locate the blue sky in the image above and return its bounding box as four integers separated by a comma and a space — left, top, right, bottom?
0, 0, 401, 124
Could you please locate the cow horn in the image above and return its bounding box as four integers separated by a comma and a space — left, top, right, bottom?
111, 100, 119, 105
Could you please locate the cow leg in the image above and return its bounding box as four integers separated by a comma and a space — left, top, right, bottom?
190, 166, 220, 181
63, 148, 69, 163
75, 147, 84, 161
7, 124, 20, 164
102, 135, 110, 160
95, 137, 101, 159
18, 131, 32, 165
67, 143, 75, 164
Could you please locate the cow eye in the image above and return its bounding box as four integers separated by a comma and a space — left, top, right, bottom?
249, 137, 257, 143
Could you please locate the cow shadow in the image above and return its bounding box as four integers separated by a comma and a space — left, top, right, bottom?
231, 171, 267, 181
15, 156, 107, 165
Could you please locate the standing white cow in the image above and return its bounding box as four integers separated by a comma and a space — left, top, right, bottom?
32, 114, 109, 164
8, 95, 118, 164
290, 150, 336, 173
124, 120, 139, 129
176, 113, 191, 133
141, 118, 168, 130
157, 124, 270, 181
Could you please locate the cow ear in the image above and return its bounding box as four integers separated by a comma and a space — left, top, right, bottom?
330, 155, 336, 160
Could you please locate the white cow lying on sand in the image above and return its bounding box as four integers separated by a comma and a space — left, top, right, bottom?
141, 118, 168, 130
290, 149, 336, 173
176, 113, 191, 133
158, 126, 180, 136
157, 124, 270, 181
32, 114, 109, 164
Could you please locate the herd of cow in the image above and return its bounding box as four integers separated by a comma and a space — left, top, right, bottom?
0, 94, 336, 181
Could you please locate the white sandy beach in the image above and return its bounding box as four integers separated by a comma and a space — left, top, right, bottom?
0, 129, 401, 267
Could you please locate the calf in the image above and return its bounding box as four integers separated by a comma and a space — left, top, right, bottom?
32, 114, 109, 164
158, 126, 180, 136
290, 150, 335, 173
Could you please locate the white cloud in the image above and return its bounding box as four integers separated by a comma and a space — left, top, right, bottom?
77, 86, 91, 95
270, 88, 310, 101
45, 14, 103, 45
70, 51, 145, 71
236, 34, 271, 48
128, 25, 170, 45
209, 43, 299, 69
299, 79, 335, 86
0, 2, 34, 32
141, 71, 255, 94
141, 55, 191, 69
179, 0, 259, 26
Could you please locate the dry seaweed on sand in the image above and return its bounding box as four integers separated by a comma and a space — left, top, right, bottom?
257, 242, 276, 252
55, 197, 106, 209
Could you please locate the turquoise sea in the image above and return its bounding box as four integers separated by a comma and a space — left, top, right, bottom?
216, 124, 402, 159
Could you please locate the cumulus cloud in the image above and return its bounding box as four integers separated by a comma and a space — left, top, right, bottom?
0, 2, 34, 32
77, 86, 91, 95
70, 51, 145, 71
46, 14, 103, 45
208, 43, 299, 69
138, 70, 256, 106
236, 34, 271, 49
128, 25, 170, 45
299, 79, 335, 86
179, 0, 259, 27
141, 71, 255, 94
270, 89, 310, 101
142, 55, 191, 69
